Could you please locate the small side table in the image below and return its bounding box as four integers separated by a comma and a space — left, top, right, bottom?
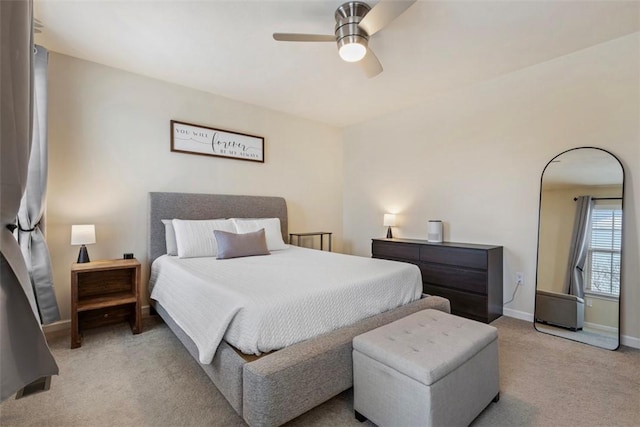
70, 259, 142, 348
289, 232, 332, 252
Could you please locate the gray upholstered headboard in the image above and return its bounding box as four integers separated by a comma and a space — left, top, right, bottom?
148, 192, 288, 263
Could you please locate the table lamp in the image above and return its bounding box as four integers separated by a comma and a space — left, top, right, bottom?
71, 224, 96, 263
383, 214, 396, 239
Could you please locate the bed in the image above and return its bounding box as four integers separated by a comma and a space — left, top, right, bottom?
147, 192, 450, 427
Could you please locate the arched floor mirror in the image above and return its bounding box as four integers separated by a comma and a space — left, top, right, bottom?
534, 147, 624, 350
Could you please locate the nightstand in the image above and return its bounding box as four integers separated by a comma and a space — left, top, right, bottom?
289, 232, 332, 251
70, 259, 142, 348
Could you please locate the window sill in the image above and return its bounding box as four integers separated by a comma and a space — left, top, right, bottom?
584, 291, 619, 302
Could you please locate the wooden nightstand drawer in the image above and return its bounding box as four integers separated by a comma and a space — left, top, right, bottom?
372, 241, 419, 261
79, 305, 135, 330
419, 246, 487, 270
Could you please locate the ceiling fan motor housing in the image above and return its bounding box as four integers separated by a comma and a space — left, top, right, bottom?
335, 1, 371, 54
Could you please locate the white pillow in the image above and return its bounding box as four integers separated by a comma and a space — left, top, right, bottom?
232, 218, 288, 251
172, 218, 236, 258
161, 219, 178, 256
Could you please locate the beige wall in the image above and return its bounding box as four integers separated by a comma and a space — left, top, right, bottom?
46, 53, 344, 321
342, 34, 639, 343
45, 34, 639, 345
585, 297, 618, 329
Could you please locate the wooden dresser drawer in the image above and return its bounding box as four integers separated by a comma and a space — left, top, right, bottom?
419, 263, 487, 295
420, 246, 487, 270
372, 241, 419, 261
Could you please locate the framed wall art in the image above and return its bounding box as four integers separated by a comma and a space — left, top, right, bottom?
170, 120, 264, 163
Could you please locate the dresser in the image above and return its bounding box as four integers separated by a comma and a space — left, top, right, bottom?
372, 238, 503, 323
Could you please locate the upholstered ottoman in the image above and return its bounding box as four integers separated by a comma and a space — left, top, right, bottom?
353, 309, 499, 427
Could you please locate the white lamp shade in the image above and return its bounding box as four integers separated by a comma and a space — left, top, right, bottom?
71, 224, 96, 245
383, 214, 396, 227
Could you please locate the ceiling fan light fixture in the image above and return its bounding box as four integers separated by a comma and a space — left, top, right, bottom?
337, 36, 367, 62
273, 0, 417, 77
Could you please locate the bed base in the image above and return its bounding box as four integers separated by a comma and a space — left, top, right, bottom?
154, 296, 450, 427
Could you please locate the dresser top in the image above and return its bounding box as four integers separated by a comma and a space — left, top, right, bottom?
372, 238, 502, 251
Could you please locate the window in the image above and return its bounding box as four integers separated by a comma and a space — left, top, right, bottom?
585, 201, 622, 297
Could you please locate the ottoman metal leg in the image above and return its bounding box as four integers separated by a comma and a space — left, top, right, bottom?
355, 410, 367, 422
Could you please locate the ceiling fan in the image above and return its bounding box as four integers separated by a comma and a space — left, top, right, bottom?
273, 0, 416, 78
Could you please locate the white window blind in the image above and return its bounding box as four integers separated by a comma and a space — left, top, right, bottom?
585, 201, 622, 297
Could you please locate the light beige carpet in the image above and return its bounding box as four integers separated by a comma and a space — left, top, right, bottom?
1, 315, 638, 426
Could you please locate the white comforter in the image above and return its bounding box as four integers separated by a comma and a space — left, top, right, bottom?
150, 246, 421, 363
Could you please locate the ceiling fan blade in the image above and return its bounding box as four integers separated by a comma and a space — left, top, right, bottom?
273, 33, 335, 42
358, 0, 417, 37
360, 48, 383, 78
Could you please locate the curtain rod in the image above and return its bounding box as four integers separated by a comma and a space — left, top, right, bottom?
573, 197, 622, 201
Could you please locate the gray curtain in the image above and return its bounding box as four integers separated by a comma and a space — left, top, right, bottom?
1, 0, 59, 402
563, 195, 593, 298
17, 44, 60, 325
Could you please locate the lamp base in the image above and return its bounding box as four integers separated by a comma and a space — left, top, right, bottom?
386, 227, 393, 239
77, 245, 90, 263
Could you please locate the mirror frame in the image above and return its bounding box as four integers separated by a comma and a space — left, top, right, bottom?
533, 146, 625, 350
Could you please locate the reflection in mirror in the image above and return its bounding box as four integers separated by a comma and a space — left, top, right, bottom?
534, 147, 623, 350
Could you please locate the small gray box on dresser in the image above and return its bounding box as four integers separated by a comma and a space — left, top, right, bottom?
372, 238, 503, 323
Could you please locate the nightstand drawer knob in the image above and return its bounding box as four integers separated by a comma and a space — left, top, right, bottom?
104, 314, 109, 318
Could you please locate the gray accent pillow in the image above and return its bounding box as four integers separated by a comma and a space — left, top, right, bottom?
214, 229, 270, 260
161, 219, 178, 256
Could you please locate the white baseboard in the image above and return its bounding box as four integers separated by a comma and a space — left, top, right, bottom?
621, 334, 640, 349
583, 321, 618, 334
43, 305, 152, 337
43, 319, 70, 335
502, 308, 534, 322
501, 309, 640, 350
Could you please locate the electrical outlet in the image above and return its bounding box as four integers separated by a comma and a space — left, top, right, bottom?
516, 272, 524, 286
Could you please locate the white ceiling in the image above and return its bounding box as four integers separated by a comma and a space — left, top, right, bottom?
34, 0, 639, 128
